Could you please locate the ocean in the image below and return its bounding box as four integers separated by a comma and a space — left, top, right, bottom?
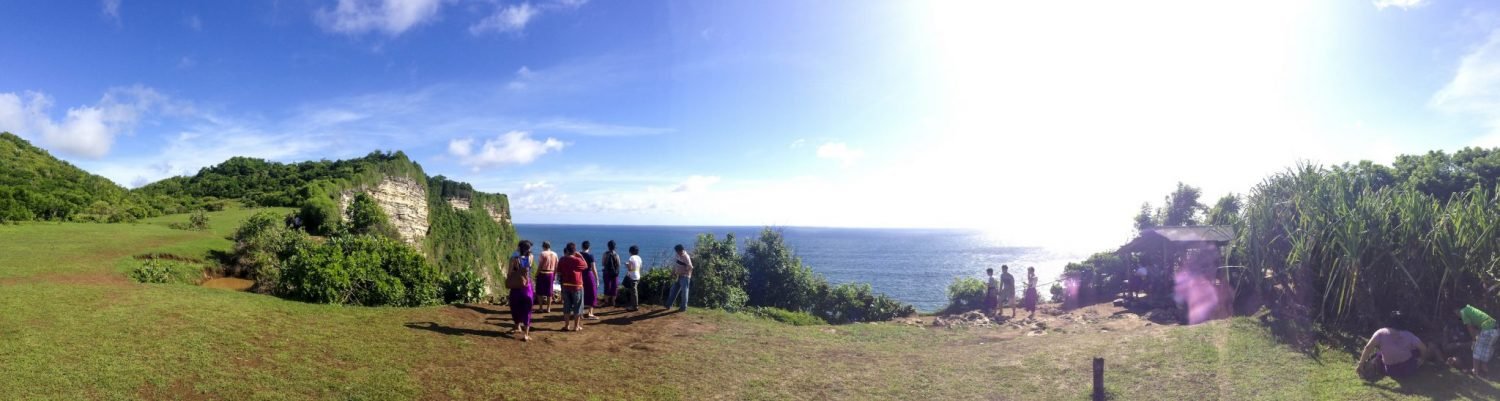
515, 224, 1085, 312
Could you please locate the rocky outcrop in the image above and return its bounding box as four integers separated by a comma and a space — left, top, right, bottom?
483, 204, 510, 226
339, 177, 430, 247
447, 197, 470, 211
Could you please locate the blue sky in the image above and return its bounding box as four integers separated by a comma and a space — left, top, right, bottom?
2, 0, 1500, 251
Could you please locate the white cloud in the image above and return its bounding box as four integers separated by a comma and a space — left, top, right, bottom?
1372, 0, 1428, 10
0, 86, 169, 159
470, 0, 588, 36
102, 0, 121, 23
470, 3, 536, 35
816, 142, 864, 167
185, 14, 202, 31
315, 0, 442, 36
789, 138, 806, 149
448, 130, 566, 169
532, 118, 672, 137
672, 175, 721, 193
1432, 30, 1500, 145
176, 56, 197, 69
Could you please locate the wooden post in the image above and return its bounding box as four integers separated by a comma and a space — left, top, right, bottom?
1092, 357, 1105, 401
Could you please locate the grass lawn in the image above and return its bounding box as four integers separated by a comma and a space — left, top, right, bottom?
1, 209, 1498, 400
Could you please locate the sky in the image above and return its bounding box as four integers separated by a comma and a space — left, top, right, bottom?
2, 0, 1500, 252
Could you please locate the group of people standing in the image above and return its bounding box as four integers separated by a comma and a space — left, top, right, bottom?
1355, 304, 1499, 381
982, 265, 1040, 319
501, 239, 695, 342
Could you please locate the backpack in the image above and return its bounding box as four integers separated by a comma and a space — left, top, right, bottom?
505, 255, 529, 289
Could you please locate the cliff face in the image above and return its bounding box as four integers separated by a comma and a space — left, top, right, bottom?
338, 176, 430, 248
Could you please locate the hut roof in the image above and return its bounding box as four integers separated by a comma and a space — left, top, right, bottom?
1117, 226, 1235, 254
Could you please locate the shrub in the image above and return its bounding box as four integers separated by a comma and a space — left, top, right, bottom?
347, 192, 398, 239
229, 211, 301, 289
685, 233, 749, 311
814, 282, 915, 324
171, 210, 211, 231
129, 259, 173, 284
127, 258, 203, 284
279, 234, 441, 306
442, 269, 486, 304
189, 209, 210, 230
942, 277, 987, 314
746, 306, 825, 326
638, 266, 676, 306
743, 228, 822, 311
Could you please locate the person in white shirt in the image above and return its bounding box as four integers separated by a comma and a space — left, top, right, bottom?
623, 245, 643, 311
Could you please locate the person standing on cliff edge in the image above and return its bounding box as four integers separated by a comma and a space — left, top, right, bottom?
535, 241, 558, 314
581, 241, 601, 320
667, 244, 694, 312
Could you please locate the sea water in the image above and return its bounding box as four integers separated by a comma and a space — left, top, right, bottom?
515, 224, 1084, 313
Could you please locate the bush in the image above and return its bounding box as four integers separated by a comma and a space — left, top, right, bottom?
746, 306, 825, 326
814, 282, 915, 324
229, 211, 304, 289
170, 210, 211, 231
942, 277, 987, 314
744, 228, 822, 311
127, 258, 203, 284
129, 259, 173, 284
442, 269, 486, 304
638, 266, 676, 306
685, 233, 749, 311
279, 234, 441, 306
348, 192, 398, 239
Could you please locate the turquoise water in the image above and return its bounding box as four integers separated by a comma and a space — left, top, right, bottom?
515, 224, 1081, 312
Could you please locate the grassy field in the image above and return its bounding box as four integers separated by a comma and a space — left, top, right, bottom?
1, 209, 1498, 400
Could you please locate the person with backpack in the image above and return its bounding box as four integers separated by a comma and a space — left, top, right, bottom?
558, 242, 588, 332
505, 240, 535, 342
602, 240, 622, 308
534, 241, 558, 314
581, 241, 600, 320
623, 245, 642, 312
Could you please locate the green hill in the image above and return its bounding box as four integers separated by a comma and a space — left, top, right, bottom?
0, 132, 515, 292
0, 132, 165, 222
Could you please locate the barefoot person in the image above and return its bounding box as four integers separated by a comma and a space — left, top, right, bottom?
1356, 311, 1428, 380
1458, 304, 1498, 377
505, 240, 535, 342
623, 245, 642, 312
602, 240, 622, 308
667, 244, 694, 312
534, 242, 559, 314
558, 243, 588, 332
1023, 266, 1039, 319
983, 268, 1000, 317
1000, 265, 1017, 318
581, 241, 600, 320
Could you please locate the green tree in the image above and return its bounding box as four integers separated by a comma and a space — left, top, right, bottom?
687, 233, 749, 311
1205, 194, 1241, 226
1160, 182, 1204, 226
348, 192, 397, 238
1133, 202, 1156, 230
743, 228, 822, 311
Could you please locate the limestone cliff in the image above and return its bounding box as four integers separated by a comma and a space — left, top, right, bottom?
337, 176, 430, 248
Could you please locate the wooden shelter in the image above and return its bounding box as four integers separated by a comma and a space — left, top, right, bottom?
1116, 226, 1235, 301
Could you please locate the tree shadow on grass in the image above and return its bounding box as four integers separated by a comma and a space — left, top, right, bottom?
404, 321, 505, 338
599, 308, 672, 326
